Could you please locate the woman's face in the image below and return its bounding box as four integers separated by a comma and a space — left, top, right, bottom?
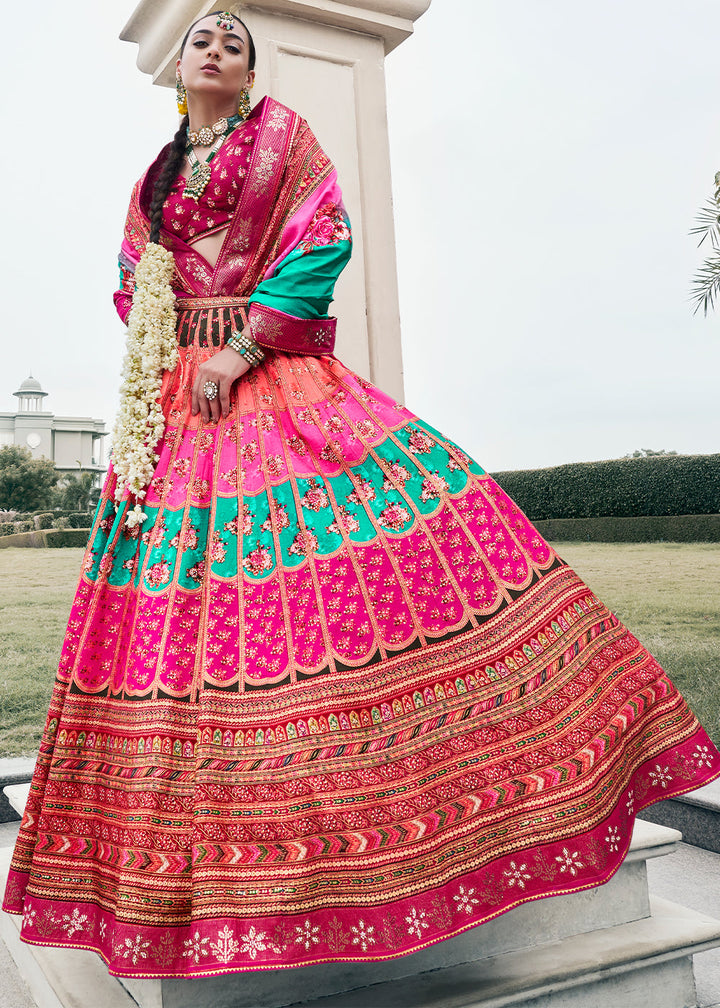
178, 14, 255, 105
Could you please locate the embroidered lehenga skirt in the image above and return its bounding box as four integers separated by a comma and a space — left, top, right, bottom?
4, 299, 720, 978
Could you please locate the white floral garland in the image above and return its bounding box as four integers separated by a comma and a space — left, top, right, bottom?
111, 243, 178, 528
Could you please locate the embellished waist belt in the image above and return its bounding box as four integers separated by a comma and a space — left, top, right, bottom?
175, 296, 249, 349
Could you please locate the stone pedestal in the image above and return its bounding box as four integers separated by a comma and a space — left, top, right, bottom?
120, 0, 432, 401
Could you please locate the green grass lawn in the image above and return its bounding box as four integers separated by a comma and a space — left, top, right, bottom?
0, 543, 718, 757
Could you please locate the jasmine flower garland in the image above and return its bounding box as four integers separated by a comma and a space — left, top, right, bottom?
111, 243, 178, 528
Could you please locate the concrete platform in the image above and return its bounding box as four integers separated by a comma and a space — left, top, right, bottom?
642, 780, 720, 855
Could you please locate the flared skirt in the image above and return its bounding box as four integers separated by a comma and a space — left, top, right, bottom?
4, 335, 719, 977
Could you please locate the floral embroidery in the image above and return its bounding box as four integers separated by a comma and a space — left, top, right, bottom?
211, 925, 241, 964
300, 203, 350, 253
649, 764, 672, 789
420, 473, 449, 502
378, 504, 411, 532
406, 429, 435, 454
294, 919, 321, 951
555, 847, 584, 876
288, 531, 319, 557
350, 919, 376, 952
260, 500, 291, 533
404, 907, 429, 939
605, 827, 621, 852
186, 560, 206, 583
244, 543, 274, 576
118, 934, 151, 965
301, 480, 329, 511
453, 885, 479, 915
146, 560, 171, 588
503, 861, 531, 889
693, 745, 714, 768
183, 930, 211, 964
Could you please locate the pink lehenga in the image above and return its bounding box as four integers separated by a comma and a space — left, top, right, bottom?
4, 96, 719, 978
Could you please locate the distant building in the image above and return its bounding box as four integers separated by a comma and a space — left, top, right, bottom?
0, 375, 107, 479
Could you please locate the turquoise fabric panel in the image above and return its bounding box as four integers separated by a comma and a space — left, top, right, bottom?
248, 239, 352, 320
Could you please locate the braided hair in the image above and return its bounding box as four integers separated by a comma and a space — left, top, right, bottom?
147, 9, 256, 245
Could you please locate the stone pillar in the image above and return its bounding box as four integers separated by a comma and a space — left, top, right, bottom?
120, 0, 431, 401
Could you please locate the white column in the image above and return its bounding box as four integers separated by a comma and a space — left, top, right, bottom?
120, 0, 431, 401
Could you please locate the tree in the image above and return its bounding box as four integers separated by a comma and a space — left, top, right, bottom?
52, 471, 97, 512
0, 445, 59, 512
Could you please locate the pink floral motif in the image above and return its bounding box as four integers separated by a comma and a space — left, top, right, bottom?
288, 530, 319, 557
192, 477, 210, 498
378, 504, 411, 532
347, 478, 376, 505
301, 480, 329, 512
420, 473, 449, 502
299, 202, 351, 253
146, 560, 171, 588
141, 516, 167, 547
211, 533, 227, 564
356, 419, 377, 439
266, 454, 284, 478
407, 429, 435, 454
186, 560, 206, 583
169, 526, 199, 551
288, 435, 308, 456
260, 500, 291, 533
320, 441, 341, 463
241, 442, 259, 464
328, 507, 361, 535
244, 543, 274, 576
173, 457, 191, 478
382, 461, 412, 489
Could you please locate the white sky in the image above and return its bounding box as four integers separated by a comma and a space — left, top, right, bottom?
1, 1, 719, 473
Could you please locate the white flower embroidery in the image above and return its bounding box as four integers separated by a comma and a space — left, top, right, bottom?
267, 107, 290, 131
626, 789, 635, 815
294, 919, 321, 951
61, 909, 89, 937
405, 907, 429, 939
118, 935, 150, 965
453, 885, 479, 915
21, 904, 36, 929
503, 861, 531, 889
183, 930, 211, 964
649, 764, 672, 789
555, 848, 584, 877
694, 745, 714, 769
350, 920, 376, 952
99, 920, 107, 940
605, 826, 621, 852
211, 925, 241, 964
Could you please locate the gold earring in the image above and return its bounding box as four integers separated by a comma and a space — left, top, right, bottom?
238, 88, 251, 120
176, 73, 188, 115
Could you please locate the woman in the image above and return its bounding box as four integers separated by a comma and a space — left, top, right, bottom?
3, 8, 719, 979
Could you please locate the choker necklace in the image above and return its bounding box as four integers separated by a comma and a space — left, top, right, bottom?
183, 131, 225, 201
187, 113, 242, 148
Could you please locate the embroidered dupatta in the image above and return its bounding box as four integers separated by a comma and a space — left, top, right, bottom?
115, 97, 351, 355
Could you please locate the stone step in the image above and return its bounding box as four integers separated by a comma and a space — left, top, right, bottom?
641, 780, 720, 855
0, 761, 35, 825
284, 896, 720, 1008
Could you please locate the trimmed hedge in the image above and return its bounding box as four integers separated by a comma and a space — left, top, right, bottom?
535, 514, 720, 543
491, 454, 720, 520
0, 528, 90, 549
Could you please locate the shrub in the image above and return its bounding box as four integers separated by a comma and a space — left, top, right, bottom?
14, 520, 33, 533
0, 522, 15, 536
52, 517, 70, 530
535, 514, 720, 543
491, 454, 720, 520
45, 529, 90, 548
34, 513, 54, 530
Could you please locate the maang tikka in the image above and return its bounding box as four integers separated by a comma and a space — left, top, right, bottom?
217, 12, 235, 30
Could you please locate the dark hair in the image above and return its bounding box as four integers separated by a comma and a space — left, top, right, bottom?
148, 9, 256, 244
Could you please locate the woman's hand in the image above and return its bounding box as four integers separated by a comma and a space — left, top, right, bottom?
192, 345, 250, 423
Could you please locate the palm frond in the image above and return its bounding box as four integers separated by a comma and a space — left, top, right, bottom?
690, 253, 720, 315
689, 199, 720, 248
